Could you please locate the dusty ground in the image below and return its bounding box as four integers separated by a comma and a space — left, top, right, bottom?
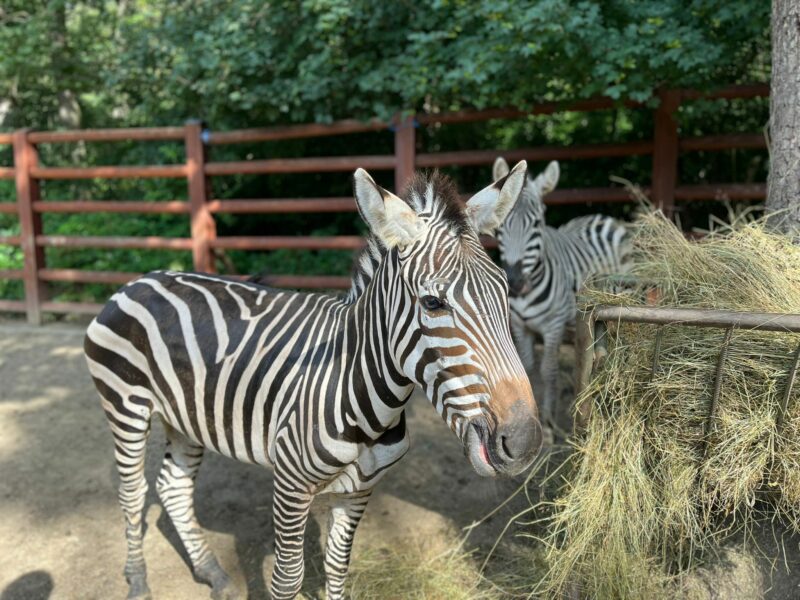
0, 321, 533, 600
1, 321, 800, 600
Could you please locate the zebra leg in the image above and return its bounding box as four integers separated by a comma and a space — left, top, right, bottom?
156, 425, 238, 600
324, 491, 372, 599
510, 315, 536, 376
109, 403, 153, 600
541, 325, 566, 425
270, 476, 313, 599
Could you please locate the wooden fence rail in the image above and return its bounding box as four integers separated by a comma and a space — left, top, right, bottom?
0, 84, 769, 324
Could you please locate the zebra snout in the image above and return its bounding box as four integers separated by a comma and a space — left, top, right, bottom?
491, 400, 542, 476
503, 262, 527, 296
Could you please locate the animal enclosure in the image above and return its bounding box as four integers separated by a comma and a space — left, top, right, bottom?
0, 84, 768, 324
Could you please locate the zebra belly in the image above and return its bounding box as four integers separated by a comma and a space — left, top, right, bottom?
510, 290, 576, 337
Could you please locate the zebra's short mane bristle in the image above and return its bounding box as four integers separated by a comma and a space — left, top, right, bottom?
405, 170, 470, 236
345, 171, 470, 304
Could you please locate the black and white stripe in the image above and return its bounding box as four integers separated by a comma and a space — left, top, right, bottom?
85, 165, 542, 600
494, 158, 630, 423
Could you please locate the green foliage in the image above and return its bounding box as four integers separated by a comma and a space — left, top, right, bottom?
1, 0, 769, 128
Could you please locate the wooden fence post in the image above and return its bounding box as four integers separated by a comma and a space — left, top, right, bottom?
394, 114, 416, 193
651, 89, 681, 217
13, 129, 46, 324
185, 120, 216, 273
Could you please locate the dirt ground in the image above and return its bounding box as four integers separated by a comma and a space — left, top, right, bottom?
0, 321, 532, 600
2, 321, 800, 600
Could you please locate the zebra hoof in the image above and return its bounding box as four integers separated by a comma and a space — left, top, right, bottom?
210, 577, 242, 600
126, 576, 152, 600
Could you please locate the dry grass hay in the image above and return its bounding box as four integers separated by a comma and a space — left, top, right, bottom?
346, 531, 497, 599
539, 211, 800, 598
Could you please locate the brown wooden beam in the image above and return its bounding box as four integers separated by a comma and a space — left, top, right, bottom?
33, 200, 190, 213
207, 119, 388, 145
210, 236, 366, 250
545, 186, 649, 205
185, 121, 216, 273
35, 235, 193, 250
207, 198, 356, 213
416, 97, 642, 125
30, 165, 187, 179
680, 83, 770, 101
679, 133, 767, 152
0, 203, 18, 213
14, 129, 47, 325
651, 89, 681, 216
0, 300, 26, 312
40, 301, 104, 315
394, 114, 416, 193
416, 141, 653, 168
205, 155, 395, 176
0, 167, 14, 179
38, 269, 140, 285
28, 127, 186, 144
0, 269, 24, 279
674, 183, 766, 201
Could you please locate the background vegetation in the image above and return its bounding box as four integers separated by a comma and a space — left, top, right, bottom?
0, 0, 771, 303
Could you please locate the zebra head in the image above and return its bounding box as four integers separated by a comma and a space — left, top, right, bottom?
352, 163, 542, 477
493, 157, 560, 296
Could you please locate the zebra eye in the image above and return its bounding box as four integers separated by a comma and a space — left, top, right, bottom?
420, 295, 445, 311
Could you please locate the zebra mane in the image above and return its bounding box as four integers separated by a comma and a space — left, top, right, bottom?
344, 171, 470, 304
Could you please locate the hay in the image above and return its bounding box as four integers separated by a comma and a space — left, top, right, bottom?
346, 532, 497, 600
539, 211, 800, 598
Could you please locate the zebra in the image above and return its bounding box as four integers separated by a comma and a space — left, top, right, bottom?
84, 162, 543, 600
493, 157, 630, 425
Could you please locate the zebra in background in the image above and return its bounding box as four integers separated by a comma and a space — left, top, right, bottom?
84, 163, 542, 600
493, 157, 630, 425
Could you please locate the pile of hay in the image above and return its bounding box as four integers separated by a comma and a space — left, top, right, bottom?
346, 532, 497, 599
541, 212, 800, 598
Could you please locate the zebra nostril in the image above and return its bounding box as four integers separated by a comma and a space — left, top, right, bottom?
500, 434, 513, 460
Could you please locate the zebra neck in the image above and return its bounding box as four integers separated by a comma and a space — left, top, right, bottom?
339, 260, 415, 438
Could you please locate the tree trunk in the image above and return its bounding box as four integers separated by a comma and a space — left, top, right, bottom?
766, 0, 800, 237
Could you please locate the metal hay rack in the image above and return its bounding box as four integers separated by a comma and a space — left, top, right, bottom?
573, 305, 800, 434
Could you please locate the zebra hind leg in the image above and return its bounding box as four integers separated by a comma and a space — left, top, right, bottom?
324, 492, 372, 599
103, 392, 154, 600
156, 425, 239, 600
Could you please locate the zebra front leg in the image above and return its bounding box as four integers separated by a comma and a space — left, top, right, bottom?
270, 476, 313, 599
541, 325, 566, 426
510, 315, 536, 377
156, 425, 239, 600
324, 491, 372, 599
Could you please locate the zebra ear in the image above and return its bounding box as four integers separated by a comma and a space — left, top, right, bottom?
534, 161, 560, 196
353, 168, 424, 248
492, 157, 510, 181
466, 160, 528, 235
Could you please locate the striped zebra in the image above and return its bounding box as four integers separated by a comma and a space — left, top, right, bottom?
84, 163, 542, 600
493, 157, 630, 424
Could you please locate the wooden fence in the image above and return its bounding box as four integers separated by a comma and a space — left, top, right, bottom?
0, 84, 768, 324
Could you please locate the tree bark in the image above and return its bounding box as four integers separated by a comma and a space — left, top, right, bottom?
766, 0, 800, 237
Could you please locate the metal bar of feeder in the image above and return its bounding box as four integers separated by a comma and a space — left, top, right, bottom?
701, 326, 734, 462
593, 305, 800, 333
777, 342, 800, 431
650, 327, 664, 380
